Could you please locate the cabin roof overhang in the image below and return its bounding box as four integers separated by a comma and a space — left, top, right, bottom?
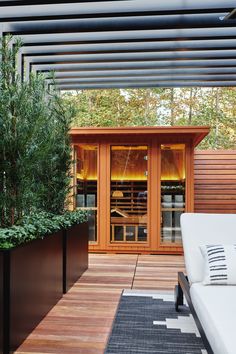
70, 126, 210, 147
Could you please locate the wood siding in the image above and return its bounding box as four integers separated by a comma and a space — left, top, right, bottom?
194, 150, 236, 214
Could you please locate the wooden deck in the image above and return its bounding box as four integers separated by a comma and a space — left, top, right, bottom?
16, 254, 185, 354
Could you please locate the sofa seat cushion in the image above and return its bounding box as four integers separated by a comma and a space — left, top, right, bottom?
190, 283, 236, 354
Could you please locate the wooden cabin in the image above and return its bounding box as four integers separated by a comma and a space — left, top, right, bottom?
70, 126, 209, 254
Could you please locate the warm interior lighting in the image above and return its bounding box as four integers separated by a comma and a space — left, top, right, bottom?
161, 176, 185, 181
161, 144, 185, 180
111, 146, 147, 151
111, 147, 147, 181
161, 144, 185, 150
76, 144, 97, 151
77, 146, 97, 180
77, 173, 97, 181
111, 176, 147, 181
112, 190, 124, 197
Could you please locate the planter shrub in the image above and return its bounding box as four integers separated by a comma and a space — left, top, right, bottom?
0, 210, 88, 250
0, 37, 76, 229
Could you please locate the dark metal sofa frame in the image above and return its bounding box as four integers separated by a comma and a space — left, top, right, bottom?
175, 272, 214, 354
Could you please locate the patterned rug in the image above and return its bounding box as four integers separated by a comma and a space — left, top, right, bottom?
105, 290, 207, 354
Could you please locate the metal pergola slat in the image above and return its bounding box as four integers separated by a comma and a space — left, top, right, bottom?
0, 0, 235, 89
0, 0, 235, 16
55, 81, 236, 90
50, 67, 236, 78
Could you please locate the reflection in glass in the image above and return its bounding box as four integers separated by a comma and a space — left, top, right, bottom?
161, 144, 185, 245
76, 144, 97, 242
110, 146, 148, 243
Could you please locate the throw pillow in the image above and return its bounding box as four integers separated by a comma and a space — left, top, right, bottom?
200, 244, 236, 285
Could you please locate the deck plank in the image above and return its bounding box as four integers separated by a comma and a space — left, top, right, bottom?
15, 253, 184, 354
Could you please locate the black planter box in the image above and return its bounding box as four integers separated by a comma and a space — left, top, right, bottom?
63, 222, 88, 293
0, 221, 89, 354
0, 252, 3, 354
0, 230, 63, 354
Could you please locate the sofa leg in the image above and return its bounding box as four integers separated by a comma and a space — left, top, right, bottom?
174, 283, 183, 311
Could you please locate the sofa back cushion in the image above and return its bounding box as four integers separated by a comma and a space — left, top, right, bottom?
180, 213, 236, 284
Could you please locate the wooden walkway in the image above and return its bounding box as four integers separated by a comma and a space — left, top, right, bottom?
16, 254, 185, 354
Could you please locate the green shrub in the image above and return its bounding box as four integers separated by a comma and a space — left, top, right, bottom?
0, 36, 76, 227
0, 210, 88, 249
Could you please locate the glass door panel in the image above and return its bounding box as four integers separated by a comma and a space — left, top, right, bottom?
160, 144, 185, 245
76, 144, 98, 243
110, 145, 148, 243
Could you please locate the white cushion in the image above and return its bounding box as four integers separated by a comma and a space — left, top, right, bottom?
180, 213, 236, 284
190, 283, 236, 354
200, 244, 236, 285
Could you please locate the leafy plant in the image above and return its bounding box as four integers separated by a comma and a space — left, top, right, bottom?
0, 36, 76, 228
0, 210, 88, 249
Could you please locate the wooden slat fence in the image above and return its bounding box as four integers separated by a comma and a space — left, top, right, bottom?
194, 150, 236, 214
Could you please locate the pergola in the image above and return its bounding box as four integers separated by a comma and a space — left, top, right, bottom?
0, 0, 236, 90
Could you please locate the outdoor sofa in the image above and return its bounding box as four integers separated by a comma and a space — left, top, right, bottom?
175, 213, 236, 354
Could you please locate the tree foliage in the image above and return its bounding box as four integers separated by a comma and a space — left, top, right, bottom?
0, 37, 75, 227
63, 88, 162, 127
63, 87, 236, 150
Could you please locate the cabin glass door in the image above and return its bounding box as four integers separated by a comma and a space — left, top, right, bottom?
76, 144, 98, 243
110, 145, 148, 243
160, 144, 186, 245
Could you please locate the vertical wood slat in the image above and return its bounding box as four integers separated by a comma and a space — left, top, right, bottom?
98, 143, 109, 249
150, 141, 159, 251
194, 150, 236, 214
186, 144, 195, 212
67, 145, 77, 211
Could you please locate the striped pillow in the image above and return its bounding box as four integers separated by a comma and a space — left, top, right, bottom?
200, 244, 236, 285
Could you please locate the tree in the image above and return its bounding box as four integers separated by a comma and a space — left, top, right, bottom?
62, 87, 236, 150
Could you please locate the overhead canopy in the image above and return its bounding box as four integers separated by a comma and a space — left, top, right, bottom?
1, 0, 236, 90
70, 126, 210, 147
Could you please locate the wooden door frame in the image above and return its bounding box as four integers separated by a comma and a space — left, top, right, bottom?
104, 141, 152, 252
72, 137, 196, 254
156, 142, 194, 253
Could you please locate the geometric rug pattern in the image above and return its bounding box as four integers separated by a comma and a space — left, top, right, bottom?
105, 291, 207, 354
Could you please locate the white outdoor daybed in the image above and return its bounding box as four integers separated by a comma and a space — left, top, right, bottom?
175, 213, 236, 354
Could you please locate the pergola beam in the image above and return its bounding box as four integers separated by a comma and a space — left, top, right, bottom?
56, 81, 236, 90
24, 51, 236, 79
0, 0, 235, 9
1, 13, 234, 36
49, 67, 236, 78
0, 0, 127, 6
1, 0, 236, 89
52, 74, 236, 84
32, 59, 236, 72
25, 50, 236, 65
18, 39, 236, 56
13, 27, 236, 47
32, 60, 236, 83
0, 0, 235, 14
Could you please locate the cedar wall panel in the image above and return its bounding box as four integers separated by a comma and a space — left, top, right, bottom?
194, 150, 236, 214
